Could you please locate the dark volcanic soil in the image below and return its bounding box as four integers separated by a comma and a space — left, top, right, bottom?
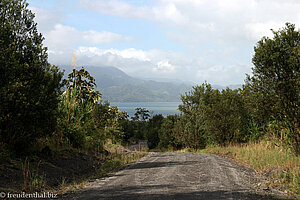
0, 149, 102, 191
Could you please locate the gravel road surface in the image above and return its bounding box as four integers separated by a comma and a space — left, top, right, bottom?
65, 152, 294, 200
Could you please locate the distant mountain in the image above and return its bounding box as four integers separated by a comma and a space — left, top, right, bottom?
82, 66, 191, 102
61, 66, 243, 102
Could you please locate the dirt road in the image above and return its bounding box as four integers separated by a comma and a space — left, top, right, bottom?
65, 152, 292, 200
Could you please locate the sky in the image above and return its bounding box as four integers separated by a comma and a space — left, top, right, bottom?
27, 0, 300, 85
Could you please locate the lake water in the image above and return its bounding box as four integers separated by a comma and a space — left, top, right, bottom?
110, 102, 181, 118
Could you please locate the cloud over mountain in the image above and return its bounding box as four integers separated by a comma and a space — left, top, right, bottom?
29, 0, 299, 85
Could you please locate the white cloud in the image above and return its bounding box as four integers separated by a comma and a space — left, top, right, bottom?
154, 60, 175, 73
196, 64, 251, 85
44, 24, 80, 51
44, 24, 132, 50
30, 7, 63, 32
77, 47, 150, 62
81, 0, 300, 44
47, 46, 249, 85
80, 0, 187, 23
244, 22, 284, 41
49, 46, 186, 79
30, 7, 134, 53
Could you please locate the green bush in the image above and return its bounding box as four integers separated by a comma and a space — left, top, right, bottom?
64, 125, 86, 149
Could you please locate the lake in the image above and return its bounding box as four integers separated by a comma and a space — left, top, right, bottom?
110, 102, 181, 118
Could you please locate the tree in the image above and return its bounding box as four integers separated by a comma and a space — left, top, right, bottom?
145, 114, 164, 149
0, 0, 63, 153
57, 67, 103, 148
131, 108, 151, 121
178, 82, 213, 148
64, 67, 101, 122
66, 67, 101, 105
204, 88, 248, 145
158, 115, 179, 149
178, 82, 249, 147
127, 108, 150, 140
250, 23, 300, 154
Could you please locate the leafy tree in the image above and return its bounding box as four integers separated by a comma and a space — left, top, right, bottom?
64, 67, 101, 122
172, 116, 186, 149
0, 0, 63, 153
66, 67, 101, 105
158, 115, 179, 149
145, 114, 164, 149
178, 82, 214, 148
129, 108, 151, 140
243, 75, 281, 127
131, 108, 151, 121
178, 82, 248, 148
120, 118, 135, 143
205, 88, 248, 145
57, 67, 103, 148
249, 23, 300, 154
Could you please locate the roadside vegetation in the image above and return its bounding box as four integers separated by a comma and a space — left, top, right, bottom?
0, 0, 299, 197
0, 0, 146, 194
202, 141, 300, 195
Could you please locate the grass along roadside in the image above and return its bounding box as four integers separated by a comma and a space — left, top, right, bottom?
196, 141, 300, 196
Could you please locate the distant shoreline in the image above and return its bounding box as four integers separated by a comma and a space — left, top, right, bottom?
110, 102, 181, 118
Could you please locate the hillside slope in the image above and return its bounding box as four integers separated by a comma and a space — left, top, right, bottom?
62, 66, 242, 102
63, 66, 191, 102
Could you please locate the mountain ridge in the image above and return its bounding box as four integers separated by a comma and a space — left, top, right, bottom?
61, 65, 242, 102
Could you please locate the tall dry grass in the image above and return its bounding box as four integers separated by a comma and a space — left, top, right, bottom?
202, 141, 300, 195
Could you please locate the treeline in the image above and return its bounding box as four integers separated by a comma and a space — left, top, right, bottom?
125, 23, 300, 155
0, 0, 299, 158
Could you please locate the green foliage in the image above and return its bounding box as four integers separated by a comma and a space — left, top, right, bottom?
62, 123, 86, 149
119, 118, 135, 143
178, 82, 212, 148
131, 108, 151, 121
177, 83, 248, 147
248, 23, 300, 154
158, 115, 179, 149
122, 108, 151, 141
145, 114, 164, 149
96, 104, 127, 143
56, 67, 127, 149
243, 76, 279, 126
247, 119, 263, 142
0, 0, 63, 153
205, 88, 248, 144
66, 67, 101, 105
56, 67, 98, 148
